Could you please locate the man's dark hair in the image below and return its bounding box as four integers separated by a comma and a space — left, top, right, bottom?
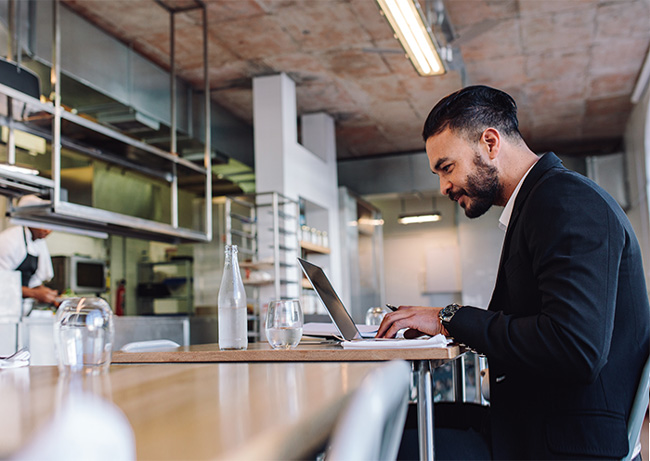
422, 85, 523, 143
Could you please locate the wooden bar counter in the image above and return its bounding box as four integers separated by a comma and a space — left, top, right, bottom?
0, 362, 383, 460
110, 340, 464, 461
111, 341, 462, 364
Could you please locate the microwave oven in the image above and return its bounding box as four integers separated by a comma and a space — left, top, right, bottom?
49, 255, 106, 294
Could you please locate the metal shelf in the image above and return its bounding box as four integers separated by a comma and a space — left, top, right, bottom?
224, 192, 301, 342
230, 228, 256, 240
136, 259, 193, 315
275, 210, 296, 220
230, 212, 255, 224
300, 240, 331, 254
243, 279, 274, 286
0, 84, 205, 178
11, 200, 209, 243
269, 227, 297, 236
0, 0, 213, 244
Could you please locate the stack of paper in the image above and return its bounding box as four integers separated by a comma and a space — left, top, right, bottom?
341, 334, 451, 349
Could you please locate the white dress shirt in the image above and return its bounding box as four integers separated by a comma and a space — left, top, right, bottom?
498, 160, 539, 232
0, 226, 53, 287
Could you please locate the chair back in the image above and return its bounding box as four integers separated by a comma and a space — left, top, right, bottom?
622, 352, 650, 461
328, 360, 411, 461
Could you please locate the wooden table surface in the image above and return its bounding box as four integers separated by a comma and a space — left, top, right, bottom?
112, 341, 462, 364
0, 362, 384, 460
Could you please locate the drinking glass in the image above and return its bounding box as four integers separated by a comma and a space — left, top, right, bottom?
53, 297, 114, 374
365, 306, 389, 326
265, 299, 303, 349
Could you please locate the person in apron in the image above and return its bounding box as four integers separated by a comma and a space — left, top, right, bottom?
0, 195, 58, 311
14, 226, 58, 306
0, 224, 58, 313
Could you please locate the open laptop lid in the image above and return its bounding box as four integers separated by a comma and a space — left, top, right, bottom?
298, 258, 366, 340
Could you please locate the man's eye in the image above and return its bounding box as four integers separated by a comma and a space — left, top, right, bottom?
442, 164, 452, 173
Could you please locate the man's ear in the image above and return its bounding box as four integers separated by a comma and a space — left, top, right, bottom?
481, 128, 501, 160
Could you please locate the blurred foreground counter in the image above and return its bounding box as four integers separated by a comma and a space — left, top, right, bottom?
0, 362, 380, 460
3, 315, 218, 365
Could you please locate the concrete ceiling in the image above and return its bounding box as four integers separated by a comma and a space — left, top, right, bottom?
61, 0, 650, 160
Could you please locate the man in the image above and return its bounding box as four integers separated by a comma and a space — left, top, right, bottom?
377, 86, 650, 459
0, 195, 58, 310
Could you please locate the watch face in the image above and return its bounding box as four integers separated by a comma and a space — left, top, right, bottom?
441, 304, 460, 322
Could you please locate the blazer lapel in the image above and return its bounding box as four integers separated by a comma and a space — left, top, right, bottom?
488, 152, 563, 311
506, 152, 562, 234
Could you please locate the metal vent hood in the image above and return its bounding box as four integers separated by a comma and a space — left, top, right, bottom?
1, 0, 218, 243
9, 200, 209, 244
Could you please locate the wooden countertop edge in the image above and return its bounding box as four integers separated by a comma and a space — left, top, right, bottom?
111, 344, 462, 363
218, 382, 357, 461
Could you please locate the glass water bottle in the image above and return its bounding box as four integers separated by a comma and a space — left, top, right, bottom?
218, 244, 248, 350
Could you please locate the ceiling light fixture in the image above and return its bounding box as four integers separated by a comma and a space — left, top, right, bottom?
398, 213, 441, 224
375, 0, 446, 76
397, 196, 441, 225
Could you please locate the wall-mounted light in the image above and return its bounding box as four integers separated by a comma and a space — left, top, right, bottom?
375, 0, 446, 76
397, 196, 441, 225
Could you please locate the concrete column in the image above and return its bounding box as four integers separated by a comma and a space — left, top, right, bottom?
252, 73, 344, 301
252, 73, 297, 196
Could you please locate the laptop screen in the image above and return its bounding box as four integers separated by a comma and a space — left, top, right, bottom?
298, 258, 361, 340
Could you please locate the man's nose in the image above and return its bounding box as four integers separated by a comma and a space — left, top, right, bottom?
440, 177, 452, 196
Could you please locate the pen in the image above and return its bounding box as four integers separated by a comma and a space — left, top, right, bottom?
386, 303, 398, 312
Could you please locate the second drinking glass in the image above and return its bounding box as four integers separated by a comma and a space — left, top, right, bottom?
265, 299, 303, 349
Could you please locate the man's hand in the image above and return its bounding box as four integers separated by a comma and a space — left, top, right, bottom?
23, 285, 59, 305
375, 305, 448, 338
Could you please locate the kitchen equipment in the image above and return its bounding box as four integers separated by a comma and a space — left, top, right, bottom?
49, 255, 106, 294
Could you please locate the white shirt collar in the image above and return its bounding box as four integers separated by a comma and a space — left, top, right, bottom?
498, 160, 538, 232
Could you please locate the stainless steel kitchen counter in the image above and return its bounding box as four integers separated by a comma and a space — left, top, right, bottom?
18, 314, 218, 365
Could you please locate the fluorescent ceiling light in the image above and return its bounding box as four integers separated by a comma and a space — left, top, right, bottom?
358, 217, 385, 226
398, 212, 441, 225
375, 0, 445, 76
0, 164, 39, 176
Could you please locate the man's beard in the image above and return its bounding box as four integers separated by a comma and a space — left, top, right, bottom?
450, 153, 502, 219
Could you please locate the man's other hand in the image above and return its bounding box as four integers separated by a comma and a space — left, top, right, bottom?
375, 305, 448, 338
24, 285, 59, 305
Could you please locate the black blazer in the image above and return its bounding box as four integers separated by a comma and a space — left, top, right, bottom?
447, 153, 650, 459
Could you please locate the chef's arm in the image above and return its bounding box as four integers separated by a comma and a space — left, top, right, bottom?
23, 285, 59, 305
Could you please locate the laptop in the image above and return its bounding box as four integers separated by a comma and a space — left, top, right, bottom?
298, 258, 377, 340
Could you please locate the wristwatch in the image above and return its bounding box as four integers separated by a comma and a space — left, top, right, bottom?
439, 303, 461, 326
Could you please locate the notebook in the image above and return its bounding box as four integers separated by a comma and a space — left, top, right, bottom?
298, 258, 378, 340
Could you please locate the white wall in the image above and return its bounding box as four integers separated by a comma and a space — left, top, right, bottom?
624, 83, 650, 290
367, 194, 466, 307
46, 233, 106, 260
458, 206, 503, 308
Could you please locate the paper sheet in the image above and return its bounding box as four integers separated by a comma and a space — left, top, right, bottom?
341, 334, 451, 349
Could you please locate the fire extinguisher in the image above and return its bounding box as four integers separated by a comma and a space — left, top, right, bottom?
115, 279, 126, 316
